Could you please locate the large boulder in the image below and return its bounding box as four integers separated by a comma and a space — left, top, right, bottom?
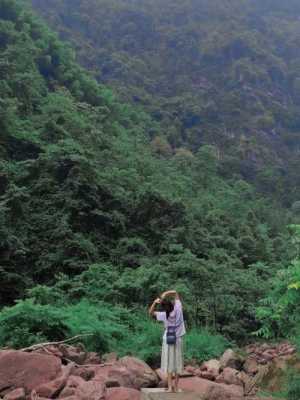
179, 377, 244, 400
106, 387, 140, 400
59, 375, 106, 400
84, 352, 101, 365
215, 368, 243, 386
93, 365, 132, 388
117, 357, 158, 389
220, 350, 244, 370
243, 357, 259, 376
35, 363, 74, 398
0, 351, 61, 395
59, 345, 86, 365
200, 360, 220, 381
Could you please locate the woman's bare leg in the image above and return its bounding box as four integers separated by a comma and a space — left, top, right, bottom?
174, 373, 180, 392
166, 373, 173, 392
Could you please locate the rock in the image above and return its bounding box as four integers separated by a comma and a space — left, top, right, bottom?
106, 387, 140, 400
35, 363, 74, 398
92, 364, 137, 388
59, 375, 106, 400
0, 351, 61, 394
117, 357, 158, 388
245, 344, 257, 355
34, 346, 64, 359
185, 366, 196, 375
220, 349, 244, 370
59, 345, 86, 365
261, 350, 276, 362
238, 371, 255, 395
102, 353, 118, 364
179, 377, 244, 400
200, 371, 216, 381
84, 352, 101, 365
215, 368, 242, 386
72, 366, 96, 381
59, 376, 86, 398
157, 380, 168, 389
105, 379, 121, 388
105, 366, 132, 388
259, 354, 300, 393
243, 357, 259, 375
155, 369, 167, 383
4, 388, 26, 400
200, 359, 220, 380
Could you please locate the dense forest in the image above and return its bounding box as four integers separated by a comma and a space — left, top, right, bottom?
29, 0, 300, 206
0, 2, 300, 392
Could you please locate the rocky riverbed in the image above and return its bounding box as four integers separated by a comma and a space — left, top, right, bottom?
0, 342, 298, 400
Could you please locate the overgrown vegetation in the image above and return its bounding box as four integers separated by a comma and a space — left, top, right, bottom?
1, 1, 300, 380
31, 0, 300, 205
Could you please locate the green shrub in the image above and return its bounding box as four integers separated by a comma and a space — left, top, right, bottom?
184, 329, 229, 363
0, 299, 68, 348
287, 372, 300, 400
0, 298, 135, 352
117, 316, 163, 367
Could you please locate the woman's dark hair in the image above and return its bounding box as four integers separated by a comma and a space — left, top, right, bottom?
160, 299, 174, 320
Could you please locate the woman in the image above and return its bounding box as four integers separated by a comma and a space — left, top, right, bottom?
149, 290, 186, 392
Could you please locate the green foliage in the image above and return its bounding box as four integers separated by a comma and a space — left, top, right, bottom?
287, 372, 300, 400
30, 0, 300, 203
0, 0, 295, 351
184, 329, 229, 363
0, 299, 68, 348
255, 225, 300, 339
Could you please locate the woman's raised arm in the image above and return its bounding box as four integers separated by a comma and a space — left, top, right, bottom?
161, 290, 179, 300
149, 297, 161, 316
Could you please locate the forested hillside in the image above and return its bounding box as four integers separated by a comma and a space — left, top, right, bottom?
29, 0, 300, 206
1, 0, 300, 378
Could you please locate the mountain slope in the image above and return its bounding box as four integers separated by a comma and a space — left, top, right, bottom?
0, 0, 293, 341
30, 0, 300, 205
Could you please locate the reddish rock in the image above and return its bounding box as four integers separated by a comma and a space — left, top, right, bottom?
261, 349, 276, 362
200, 359, 220, 381
155, 369, 167, 383
106, 387, 140, 400
92, 364, 131, 387
243, 357, 259, 375
4, 388, 25, 400
102, 353, 118, 364
35, 363, 74, 398
59, 376, 84, 398
59, 345, 86, 365
59, 375, 106, 400
185, 366, 196, 375
72, 366, 96, 381
117, 357, 158, 389
84, 352, 101, 365
200, 371, 216, 381
179, 377, 244, 400
0, 351, 61, 394
194, 369, 201, 377
107, 366, 133, 388
220, 350, 244, 370
215, 368, 242, 386
35, 346, 64, 359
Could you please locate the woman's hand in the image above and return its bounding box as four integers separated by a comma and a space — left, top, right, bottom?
148, 297, 161, 316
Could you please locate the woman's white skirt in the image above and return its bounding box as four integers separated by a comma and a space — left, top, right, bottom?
161, 336, 183, 374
